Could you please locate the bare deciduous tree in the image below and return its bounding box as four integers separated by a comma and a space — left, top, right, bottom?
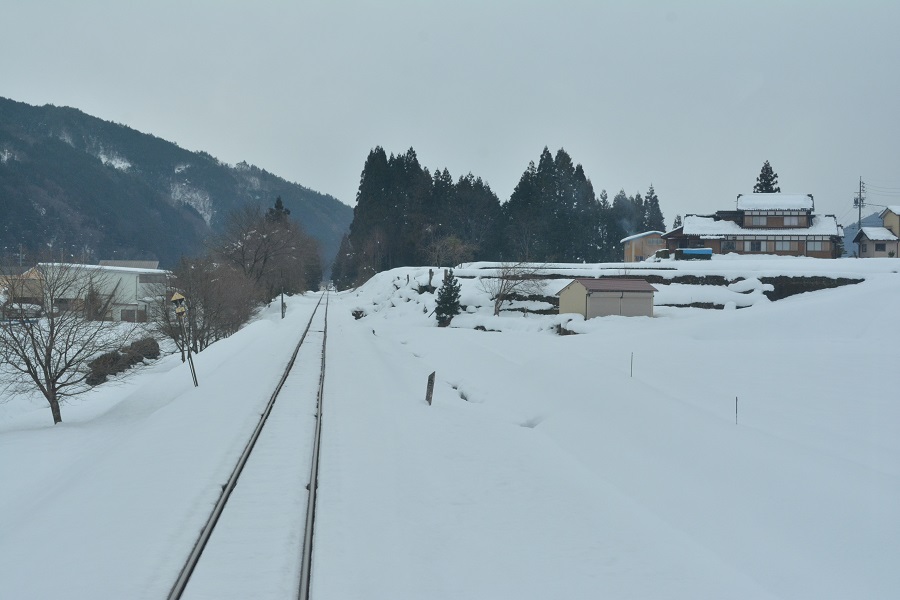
149, 257, 258, 354
0, 262, 137, 424
426, 235, 475, 268
478, 262, 547, 316
210, 203, 322, 300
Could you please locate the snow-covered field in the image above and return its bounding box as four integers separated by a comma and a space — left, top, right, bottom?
1, 256, 898, 599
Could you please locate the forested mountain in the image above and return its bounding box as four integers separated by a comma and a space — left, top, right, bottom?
0, 97, 352, 267
333, 146, 666, 288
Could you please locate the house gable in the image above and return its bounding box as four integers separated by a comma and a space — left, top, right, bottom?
878, 206, 900, 238
621, 231, 665, 262
853, 227, 899, 257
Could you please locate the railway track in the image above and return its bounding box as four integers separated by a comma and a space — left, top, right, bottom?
167, 292, 328, 600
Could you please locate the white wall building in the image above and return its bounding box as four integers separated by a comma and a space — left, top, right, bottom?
36, 263, 169, 322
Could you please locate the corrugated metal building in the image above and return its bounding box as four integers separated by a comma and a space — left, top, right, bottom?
558, 278, 656, 318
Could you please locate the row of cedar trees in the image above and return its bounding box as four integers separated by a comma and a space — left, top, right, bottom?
331, 146, 666, 289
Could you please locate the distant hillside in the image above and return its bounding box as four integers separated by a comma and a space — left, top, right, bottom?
0, 97, 352, 268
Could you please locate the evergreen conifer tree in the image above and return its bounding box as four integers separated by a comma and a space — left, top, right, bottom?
596, 189, 618, 261
434, 269, 461, 327
644, 185, 665, 231
673, 214, 683, 229
753, 160, 781, 193
631, 192, 645, 234
503, 147, 600, 262
266, 196, 291, 222
609, 189, 632, 247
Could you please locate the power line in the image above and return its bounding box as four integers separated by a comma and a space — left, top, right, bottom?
836, 207, 857, 225
866, 189, 900, 198
863, 180, 900, 191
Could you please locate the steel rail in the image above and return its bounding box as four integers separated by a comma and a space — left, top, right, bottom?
167, 292, 327, 600
298, 290, 328, 600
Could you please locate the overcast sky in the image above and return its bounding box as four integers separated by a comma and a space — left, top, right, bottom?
4, 1, 899, 228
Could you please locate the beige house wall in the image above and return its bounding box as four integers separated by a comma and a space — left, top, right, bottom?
858, 238, 900, 258
559, 282, 588, 316
624, 234, 665, 262
883, 211, 900, 237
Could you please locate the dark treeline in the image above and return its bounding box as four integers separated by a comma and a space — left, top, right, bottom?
332, 146, 665, 288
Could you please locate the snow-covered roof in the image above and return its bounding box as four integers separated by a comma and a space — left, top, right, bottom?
854, 227, 898, 242
737, 193, 813, 211
878, 206, 900, 218
620, 231, 664, 243
38, 262, 168, 275
680, 215, 841, 238
99, 260, 160, 269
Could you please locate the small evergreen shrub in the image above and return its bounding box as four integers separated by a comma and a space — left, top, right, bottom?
434, 269, 461, 327
129, 337, 160, 360
87, 351, 128, 386
87, 337, 162, 386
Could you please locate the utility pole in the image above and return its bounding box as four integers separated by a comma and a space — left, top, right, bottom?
854, 177, 866, 257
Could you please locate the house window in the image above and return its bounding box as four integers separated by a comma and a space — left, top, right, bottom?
722, 240, 736, 252
775, 240, 794, 251
749, 216, 767, 226
784, 216, 800, 226
875, 243, 886, 252
744, 240, 764, 252
809, 241, 825, 252
139, 273, 167, 284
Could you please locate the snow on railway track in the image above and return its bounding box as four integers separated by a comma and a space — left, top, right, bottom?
168, 292, 328, 600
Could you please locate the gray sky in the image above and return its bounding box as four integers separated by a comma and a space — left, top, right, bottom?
4, 0, 899, 228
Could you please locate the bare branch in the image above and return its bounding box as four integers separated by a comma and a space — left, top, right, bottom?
477, 262, 547, 316
0, 261, 140, 424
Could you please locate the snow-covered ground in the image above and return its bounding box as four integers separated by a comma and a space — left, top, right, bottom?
1, 257, 898, 599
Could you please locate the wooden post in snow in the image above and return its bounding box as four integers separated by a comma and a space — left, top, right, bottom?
425, 371, 436, 406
